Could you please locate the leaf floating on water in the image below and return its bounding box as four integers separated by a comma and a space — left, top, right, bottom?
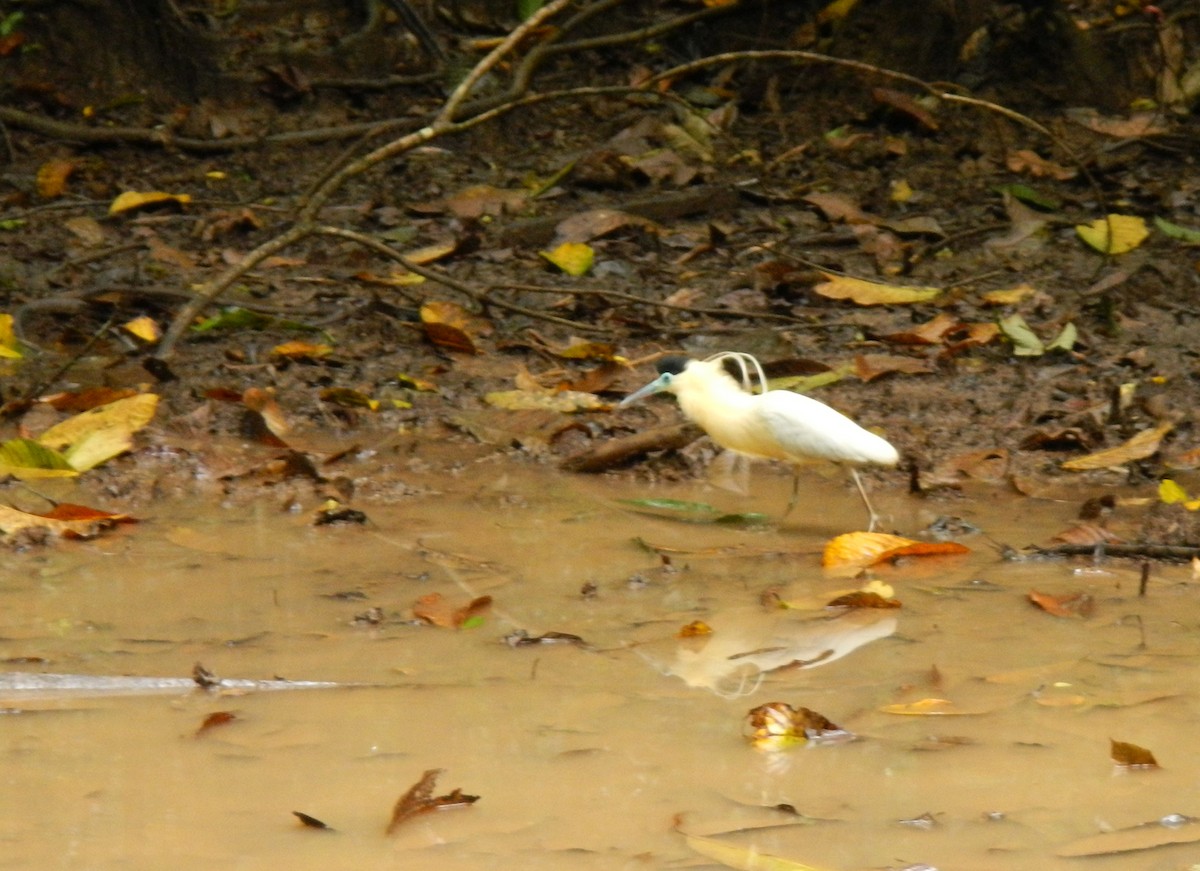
293, 811, 332, 830
825, 590, 901, 609
822, 531, 969, 572
880, 698, 975, 716
503, 629, 586, 647
744, 702, 853, 751
678, 620, 713, 638
618, 498, 769, 527
683, 830, 832, 871
412, 592, 493, 629
386, 769, 480, 835
195, 710, 237, 737
1056, 813, 1200, 857
1110, 738, 1159, 769
1028, 589, 1094, 618
0, 501, 134, 538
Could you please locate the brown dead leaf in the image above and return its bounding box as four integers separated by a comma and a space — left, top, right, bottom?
195, 710, 237, 737
242, 387, 291, 445
420, 301, 491, 355
825, 590, 901, 609
1050, 522, 1123, 546
1006, 149, 1077, 180
804, 192, 874, 224
882, 312, 960, 345
1061, 423, 1173, 471
1029, 589, 1094, 618
853, 353, 935, 381
386, 769, 480, 835
872, 87, 939, 131
42, 387, 138, 413
1110, 738, 1158, 769
442, 184, 528, 219
553, 209, 658, 245
412, 592, 493, 628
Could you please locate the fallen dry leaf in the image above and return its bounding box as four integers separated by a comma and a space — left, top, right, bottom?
1061, 423, 1173, 471
412, 592, 493, 628
1028, 589, 1094, 618
1110, 738, 1158, 769
386, 769, 480, 835
813, 272, 941, 306
822, 531, 970, 571
420, 301, 491, 355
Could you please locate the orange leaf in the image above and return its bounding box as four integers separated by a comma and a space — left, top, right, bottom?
36, 159, 77, 199
822, 532, 969, 571
677, 620, 713, 638
1028, 589, 1094, 618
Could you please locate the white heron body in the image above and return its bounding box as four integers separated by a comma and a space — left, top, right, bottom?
619, 353, 899, 529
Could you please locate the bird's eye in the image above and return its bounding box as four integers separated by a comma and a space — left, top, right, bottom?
661, 374, 672, 385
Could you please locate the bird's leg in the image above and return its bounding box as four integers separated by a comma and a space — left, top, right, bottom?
782, 467, 801, 517
850, 467, 882, 532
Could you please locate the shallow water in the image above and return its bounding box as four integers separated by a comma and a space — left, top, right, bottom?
1, 464, 1197, 870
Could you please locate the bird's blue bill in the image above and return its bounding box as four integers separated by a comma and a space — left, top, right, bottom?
618, 374, 671, 408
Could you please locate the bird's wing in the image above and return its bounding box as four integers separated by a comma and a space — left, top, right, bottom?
756, 391, 898, 466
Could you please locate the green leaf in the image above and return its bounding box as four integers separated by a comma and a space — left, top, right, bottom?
516, 0, 544, 19
998, 314, 1044, 356
618, 498, 769, 527
619, 498, 721, 517
1044, 322, 1077, 353
994, 183, 1061, 211
1153, 216, 1200, 244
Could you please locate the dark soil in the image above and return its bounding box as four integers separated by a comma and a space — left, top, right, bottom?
2, 3, 1200, 547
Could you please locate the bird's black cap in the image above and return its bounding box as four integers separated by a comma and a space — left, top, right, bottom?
655, 355, 689, 376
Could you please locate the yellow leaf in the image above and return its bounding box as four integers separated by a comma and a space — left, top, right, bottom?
36, 159, 76, 199
1159, 478, 1200, 511
684, 832, 831, 871
37, 394, 159, 470
879, 698, 969, 715
1075, 214, 1149, 254
980, 283, 1037, 306
0, 313, 21, 359
485, 388, 607, 413
1061, 422, 1173, 471
823, 531, 914, 570
122, 316, 161, 343
108, 191, 192, 215
271, 340, 333, 360
813, 272, 941, 305
889, 178, 914, 203
540, 242, 594, 277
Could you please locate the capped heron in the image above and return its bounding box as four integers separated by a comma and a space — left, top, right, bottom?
619, 352, 899, 530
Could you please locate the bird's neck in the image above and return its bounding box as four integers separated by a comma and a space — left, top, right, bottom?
676, 371, 756, 435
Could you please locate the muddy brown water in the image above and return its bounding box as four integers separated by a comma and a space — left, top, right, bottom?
1, 464, 1197, 870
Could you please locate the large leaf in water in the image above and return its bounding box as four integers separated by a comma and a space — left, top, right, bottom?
618, 498, 768, 526
0, 437, 77, 479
